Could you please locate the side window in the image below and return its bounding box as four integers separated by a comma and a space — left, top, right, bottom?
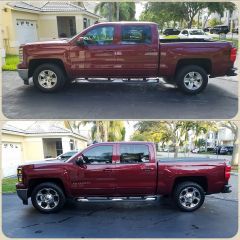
83, 146, 113, 164
121, 25, 152, 44
119, 144, 150, 164
182, 30, 188, 35
84, 26, 114, 45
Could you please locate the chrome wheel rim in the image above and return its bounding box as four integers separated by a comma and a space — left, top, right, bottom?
36, 188, 59, 210
38, 70, 57, 89
179, 186, 201, 209
183, 72, 203, 90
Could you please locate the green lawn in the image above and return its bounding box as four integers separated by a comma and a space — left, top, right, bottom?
162, 35, 179, 39
2, 54, 19, 71
2, 178, 17, 193
212, 37, 238, 49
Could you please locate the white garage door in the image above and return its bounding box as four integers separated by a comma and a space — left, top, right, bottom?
2, 143, 22, 177
16, 19, 38, 46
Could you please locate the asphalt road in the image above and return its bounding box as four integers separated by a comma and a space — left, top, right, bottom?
2, 175, 238, 238
2, 71, 238, 119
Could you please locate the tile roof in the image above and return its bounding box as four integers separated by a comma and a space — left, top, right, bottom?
3, 122, 88, 140
7, 1, 100, 17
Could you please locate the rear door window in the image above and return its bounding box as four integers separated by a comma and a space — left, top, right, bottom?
119, 144, 150, 164
121, 25, 152, 44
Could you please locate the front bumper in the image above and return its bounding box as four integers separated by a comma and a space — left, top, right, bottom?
221, 184, 232, 193
16, 188, 28, 205
17, 68, 29, 85
226, 67, 237, 76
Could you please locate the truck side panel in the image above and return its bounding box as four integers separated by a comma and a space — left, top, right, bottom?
159, 42, 233, 78
157, 161, 226, 195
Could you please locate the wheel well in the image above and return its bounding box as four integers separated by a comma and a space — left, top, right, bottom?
28, 178, 66, 197
173, 176, 208, 193
175, 59, 212, 75
28, 59, 67, 78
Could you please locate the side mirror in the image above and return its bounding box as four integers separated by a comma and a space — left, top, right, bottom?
76, 156, 85, 166
76, 37, 85, 46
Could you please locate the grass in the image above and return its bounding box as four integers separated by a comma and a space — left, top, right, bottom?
212, 37, 238, 49
2, 178, 17, 193
2, 54, 19, 71
162, 35, 179, 39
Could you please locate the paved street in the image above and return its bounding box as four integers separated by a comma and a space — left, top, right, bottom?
2, 71, 238, 119
2, 175, 238, 238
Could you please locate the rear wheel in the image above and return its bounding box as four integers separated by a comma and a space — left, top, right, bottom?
176, 65, 208, 94
31, 182, 66, 213
173, 181, 205, 212
33, 64, 66, 92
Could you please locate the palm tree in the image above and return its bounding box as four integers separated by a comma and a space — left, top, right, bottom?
95, 2, 136, 21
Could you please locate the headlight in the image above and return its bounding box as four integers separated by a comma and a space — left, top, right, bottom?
19, 47, 23, 62
17, 167, 23, 182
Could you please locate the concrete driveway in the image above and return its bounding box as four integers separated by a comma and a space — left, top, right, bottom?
2, 71, 238, 119
2, 175, 238, 238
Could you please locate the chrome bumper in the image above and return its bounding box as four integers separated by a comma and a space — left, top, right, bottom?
17, 68, 29, 85
16, 188, 28, 205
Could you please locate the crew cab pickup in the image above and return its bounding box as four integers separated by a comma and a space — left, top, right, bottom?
17, 22, 237, 95
16, 142, 232, 213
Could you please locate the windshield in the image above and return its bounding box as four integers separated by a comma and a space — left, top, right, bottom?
190, 30, 205, 35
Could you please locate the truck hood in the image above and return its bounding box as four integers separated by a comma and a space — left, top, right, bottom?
19, 159, 64, 168
23, 39, 69, 47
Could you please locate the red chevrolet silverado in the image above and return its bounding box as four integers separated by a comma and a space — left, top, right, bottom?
17, 22, 237, 94
16, 142, 232, 213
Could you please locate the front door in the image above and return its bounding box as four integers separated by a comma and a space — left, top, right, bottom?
75, 144, 116, 196
69, 25, 117, 78
115, 143, 157, 196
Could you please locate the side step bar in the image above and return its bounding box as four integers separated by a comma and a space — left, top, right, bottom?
76, 196, 158, 202
74, 78, 160, 84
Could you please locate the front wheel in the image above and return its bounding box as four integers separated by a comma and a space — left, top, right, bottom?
31, 182, 66, 213
33, 64, 66, 93
173, 181, 205, 212
176, 65, 208, 94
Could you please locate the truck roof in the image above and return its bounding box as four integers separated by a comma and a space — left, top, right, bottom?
96, 21, 158, 26
92, 141, 153, 145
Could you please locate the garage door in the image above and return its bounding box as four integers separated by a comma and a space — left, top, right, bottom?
16, 19, 38, 46
2, 143, 22, 177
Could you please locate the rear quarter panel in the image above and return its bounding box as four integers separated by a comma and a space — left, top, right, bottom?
159, 42, 232, 77
157, 160, 226, 195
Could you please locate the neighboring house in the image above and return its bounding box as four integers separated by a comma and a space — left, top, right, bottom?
2, 122, 89, 177
2, 1, 101, 54
206, 128, 234, 148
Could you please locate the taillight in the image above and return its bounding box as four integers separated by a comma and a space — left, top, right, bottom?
230, 47, 237, 62
225, 164, 231, 181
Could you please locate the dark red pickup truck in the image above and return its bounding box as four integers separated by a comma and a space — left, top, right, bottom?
17, 22, 237, 94
16, 142, 232, 213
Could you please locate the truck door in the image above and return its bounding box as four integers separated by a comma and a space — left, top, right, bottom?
69, 25, 118, 78
115, 143, 157, 195
75, 144, 116, 196
113, 24, 159, 77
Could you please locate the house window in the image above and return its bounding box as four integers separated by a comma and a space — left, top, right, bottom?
56, 141, 63, 156
57, 16, 76, 38
70, 139, 75, 150
83, 18, 87, 29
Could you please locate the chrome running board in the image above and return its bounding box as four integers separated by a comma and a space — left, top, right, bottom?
76, 196, 158, 202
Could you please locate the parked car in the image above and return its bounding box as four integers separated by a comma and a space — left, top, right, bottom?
18, 22, 237, 95
219, 146, 233, 155
210, 25, 229, 34
203, 27, 211, 32
16, 141, 232, 213
45, 150, 79, 161
179, 29, 212, 40
163, 28, 181, 36
191, 148, 200, 153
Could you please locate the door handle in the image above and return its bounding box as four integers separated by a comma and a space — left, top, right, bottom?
143, 168, 154, 172
103, 168, 113, 172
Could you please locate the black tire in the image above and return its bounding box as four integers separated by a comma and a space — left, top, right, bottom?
176, 65, 208, 94
33, 63, 66, 93
173, 181, 205, 212
31, 182, 66, 213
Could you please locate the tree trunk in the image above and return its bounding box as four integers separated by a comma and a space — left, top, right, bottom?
103, 122, 108, 142
108, 2, 113, 22
95, 122, 101, 142
174, 145, 179, 158
116, 2, 120, 21
232, 143, 239, 165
